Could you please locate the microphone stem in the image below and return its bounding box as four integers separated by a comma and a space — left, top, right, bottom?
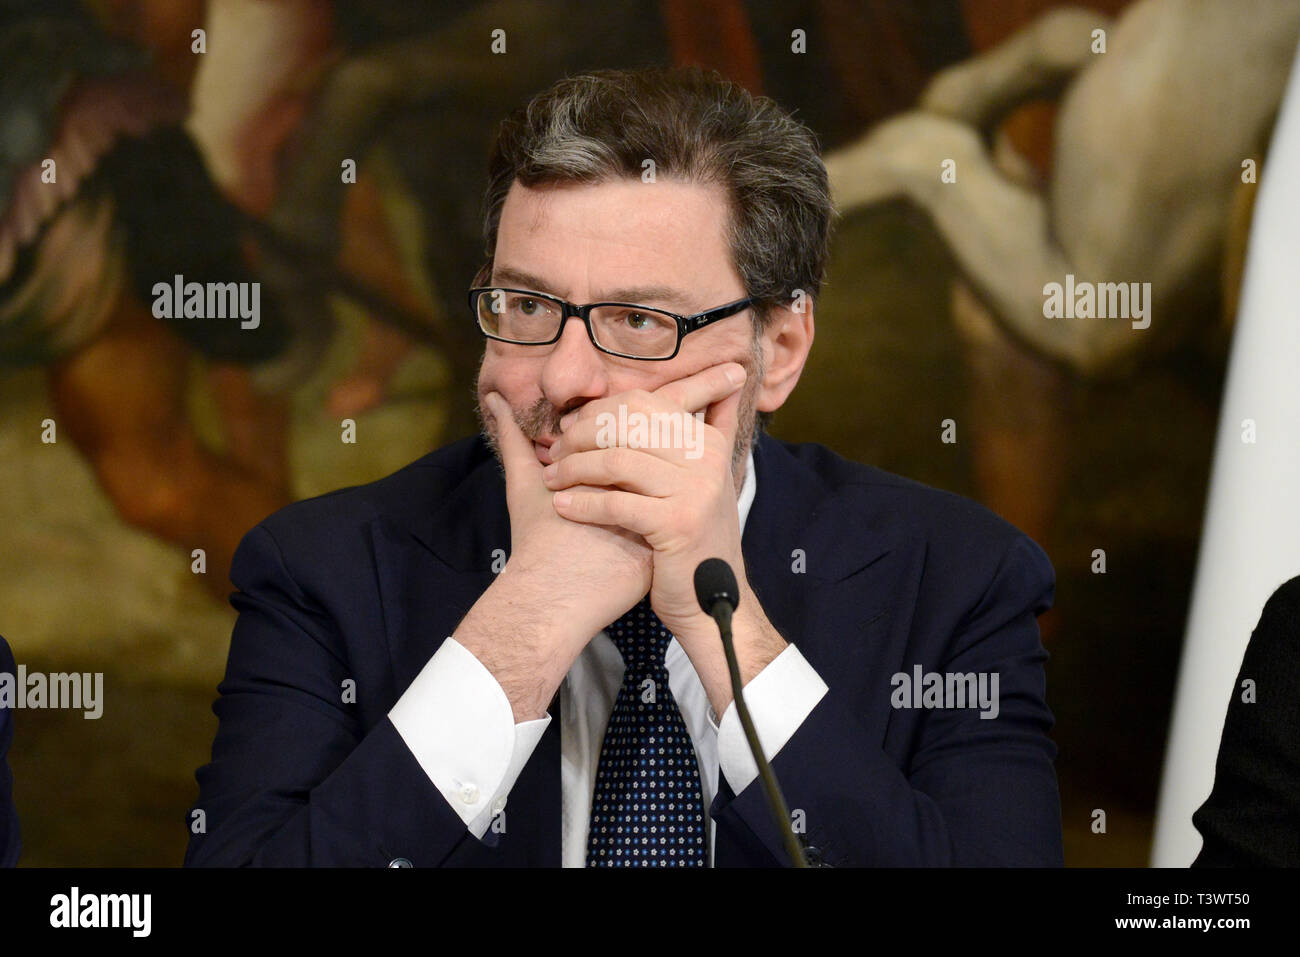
714, 602, 808, 868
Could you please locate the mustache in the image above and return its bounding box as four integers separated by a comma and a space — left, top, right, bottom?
476, 392, 566, 443
516, 397, 564, 442
473, 363, 567, 443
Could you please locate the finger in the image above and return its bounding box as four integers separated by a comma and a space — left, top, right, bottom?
553, 390, 662, 458
543, 447, 677, 496
552, 485, 661, 537
652, 361, 745, 414
552, 406, 702, 466
483, 392, 541, 490
556, 362, 745, 434
557, 388, 654, 435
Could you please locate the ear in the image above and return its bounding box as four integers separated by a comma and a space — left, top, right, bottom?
755, 298, 815, 413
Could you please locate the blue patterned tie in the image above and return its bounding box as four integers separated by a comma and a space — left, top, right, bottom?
586, 597, 708, 866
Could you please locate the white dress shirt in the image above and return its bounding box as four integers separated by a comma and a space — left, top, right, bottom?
389, 450, 829, 865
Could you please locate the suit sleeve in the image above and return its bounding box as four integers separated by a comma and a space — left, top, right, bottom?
186, 523, 487, 867
709, 533, 1063, 866
1192, 577, 1300, 867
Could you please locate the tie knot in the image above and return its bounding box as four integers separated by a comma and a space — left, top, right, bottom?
605, 597, 673, 674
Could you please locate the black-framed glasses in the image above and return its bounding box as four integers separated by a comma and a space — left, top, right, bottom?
468, 286, 754, 360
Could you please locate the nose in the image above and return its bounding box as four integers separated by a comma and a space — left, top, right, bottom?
539, 313, 609, 416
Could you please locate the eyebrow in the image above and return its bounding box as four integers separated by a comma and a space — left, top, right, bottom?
490, 265, 696, 312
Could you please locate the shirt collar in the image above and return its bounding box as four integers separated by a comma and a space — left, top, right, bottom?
737, 446, 757, 534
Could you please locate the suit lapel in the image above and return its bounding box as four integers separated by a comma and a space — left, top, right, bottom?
372, 447, 509, 694
742, 433, 900, 664
718, 434, 909, 866
368, 441, 561, 866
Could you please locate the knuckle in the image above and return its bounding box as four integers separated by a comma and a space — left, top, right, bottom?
608, 446, 635, 471
567, 451, 594, 480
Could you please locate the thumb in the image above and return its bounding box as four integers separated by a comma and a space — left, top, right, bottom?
484, 392, 541, 491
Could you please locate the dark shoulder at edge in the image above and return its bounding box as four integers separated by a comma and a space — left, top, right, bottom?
252, 434, 492, 550
772, 437, 1044, 555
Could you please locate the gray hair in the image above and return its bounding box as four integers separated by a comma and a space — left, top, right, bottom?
479, 66, 834, 328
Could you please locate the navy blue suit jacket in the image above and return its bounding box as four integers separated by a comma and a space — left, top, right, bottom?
186, 432, 1063, 866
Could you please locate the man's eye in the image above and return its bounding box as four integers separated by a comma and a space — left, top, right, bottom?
624, 312, 651, 330
515, 298, 541, 315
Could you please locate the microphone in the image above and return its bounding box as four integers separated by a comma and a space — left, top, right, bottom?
694, 557, 740, 618
694, 559, 808, 868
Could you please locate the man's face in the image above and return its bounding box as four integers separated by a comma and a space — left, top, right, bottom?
475, 176, 766, 489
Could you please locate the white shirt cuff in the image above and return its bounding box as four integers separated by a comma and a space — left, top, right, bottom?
712, 643, 828, 795
389, 636, 551, 839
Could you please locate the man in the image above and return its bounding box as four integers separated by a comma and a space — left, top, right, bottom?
186, 66, 1062, 867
